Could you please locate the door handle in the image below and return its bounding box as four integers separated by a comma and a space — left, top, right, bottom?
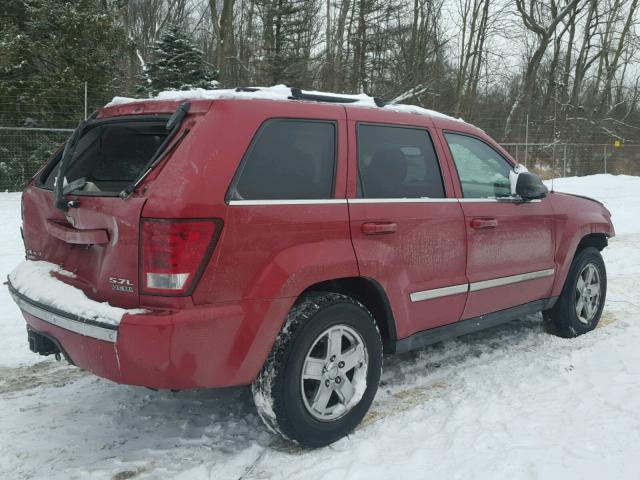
362, 222, 398, 235
470, 218, 498, 229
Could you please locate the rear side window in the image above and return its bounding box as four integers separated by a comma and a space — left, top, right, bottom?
357, 124, 444, 198
230, 119, 336, 200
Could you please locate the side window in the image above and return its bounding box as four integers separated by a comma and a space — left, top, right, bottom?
445, 133, 513, 198
357, 124, 444, 198
231, 119, 336, 200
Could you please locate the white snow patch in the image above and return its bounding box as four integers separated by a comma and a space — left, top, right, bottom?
347, 370, 368, 409
8, 260, 146, 326
105, 85, 465, 123
106, 84, 293, 107
251, 379, 277, 433
383, 103, 465, 122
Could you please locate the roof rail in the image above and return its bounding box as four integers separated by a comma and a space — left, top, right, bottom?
235, 87, 261, 93
233, 86, 388, 107
289, 87, 387, 107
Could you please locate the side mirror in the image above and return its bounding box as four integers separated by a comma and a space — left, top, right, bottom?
511, 171, 548, 200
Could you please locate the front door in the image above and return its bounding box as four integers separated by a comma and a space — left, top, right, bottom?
347, 114, 468, 339
441, 131, 556, 319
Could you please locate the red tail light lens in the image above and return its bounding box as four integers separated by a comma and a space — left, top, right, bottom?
140, 219, 221, 295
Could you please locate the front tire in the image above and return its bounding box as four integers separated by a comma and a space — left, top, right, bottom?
544, 247, 607, 338
252, 292, 382, 448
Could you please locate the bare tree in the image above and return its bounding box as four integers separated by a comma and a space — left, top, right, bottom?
453, 0, 491, 117
503, 0, 583, 139
596, 0, 639, 115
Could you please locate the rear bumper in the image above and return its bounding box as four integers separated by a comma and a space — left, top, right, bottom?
10, 285, 118, 342
8, 280, 292, 389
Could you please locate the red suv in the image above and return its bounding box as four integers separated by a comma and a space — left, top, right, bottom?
8, 87, 614, 447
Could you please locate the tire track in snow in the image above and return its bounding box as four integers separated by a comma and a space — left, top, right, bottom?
0, 360, 86, 396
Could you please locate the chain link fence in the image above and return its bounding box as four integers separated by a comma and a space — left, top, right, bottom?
0, 127, 639, 192
502, 142, 640, 179
0, 127, 72, 191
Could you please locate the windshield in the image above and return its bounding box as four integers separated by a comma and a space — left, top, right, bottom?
44, 121, 168, 194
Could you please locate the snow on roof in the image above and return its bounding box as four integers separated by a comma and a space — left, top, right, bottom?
106, 84, 466, 123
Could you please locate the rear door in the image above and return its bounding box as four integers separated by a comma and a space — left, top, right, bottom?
440, 131, 556, 319
346, 111, 468, 339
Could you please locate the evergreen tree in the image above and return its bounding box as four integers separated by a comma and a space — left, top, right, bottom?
137, 26, 217, 95
0, 0, 131, 127
0, 0, 131, 190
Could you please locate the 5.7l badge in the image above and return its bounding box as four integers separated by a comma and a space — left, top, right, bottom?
109, 277, 134, 293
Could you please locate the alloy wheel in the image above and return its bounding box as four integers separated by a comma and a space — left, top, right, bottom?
300, 324, 369, 421
575, 263, 601, 325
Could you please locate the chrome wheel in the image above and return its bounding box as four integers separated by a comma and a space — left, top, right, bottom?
575, 263, 601, 325
300, 324, 368, 422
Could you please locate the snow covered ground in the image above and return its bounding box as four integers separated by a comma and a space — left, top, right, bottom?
1, 174, 639, 479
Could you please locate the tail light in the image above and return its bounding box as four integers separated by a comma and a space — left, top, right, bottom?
140, 219, 222, 295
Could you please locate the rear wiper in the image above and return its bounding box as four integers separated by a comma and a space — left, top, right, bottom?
120, 101, 191, 199
54, 112, 98, 212
62, 177, 87, 195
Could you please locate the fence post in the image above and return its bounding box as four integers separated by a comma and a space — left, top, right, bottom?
603, 145, 607, 174
563, 144, 567, 177
524, 113, 529, 168
515, 144, 519, 164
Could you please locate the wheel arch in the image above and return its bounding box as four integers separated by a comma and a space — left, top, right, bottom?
575, 232, 609, 253
551, 231, 609, 298
300, 276, 397, 352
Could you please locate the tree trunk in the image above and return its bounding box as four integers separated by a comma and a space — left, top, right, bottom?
332, 0, 351, 90
209, 0, 236, 85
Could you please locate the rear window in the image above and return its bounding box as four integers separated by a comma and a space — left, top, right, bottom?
229, 119, 336, 200
42, 121, 168, 193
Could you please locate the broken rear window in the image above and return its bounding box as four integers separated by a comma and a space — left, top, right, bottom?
43, 121, 168, 194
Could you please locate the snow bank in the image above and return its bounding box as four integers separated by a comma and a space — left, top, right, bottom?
106, 84, 465, 123
8, 260, 145, 326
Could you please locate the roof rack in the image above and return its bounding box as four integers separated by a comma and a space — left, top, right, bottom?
235, 87, 261, 93
290, 87, 387, 107
234, 86, 387, 107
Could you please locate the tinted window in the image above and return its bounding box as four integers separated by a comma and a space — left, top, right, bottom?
231, 120, 336, 200
445, 133, 513, 198
357, 124, 444, 198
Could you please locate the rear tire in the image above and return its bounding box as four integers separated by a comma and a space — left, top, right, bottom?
252, 292, 382, 448
544, 247, 607, 338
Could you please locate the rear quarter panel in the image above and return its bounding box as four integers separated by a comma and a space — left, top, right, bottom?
141, 99, 357, 304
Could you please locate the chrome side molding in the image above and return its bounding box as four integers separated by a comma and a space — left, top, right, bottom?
410, 268, 555, 303
410, 283, 469, 302
469, 268, 555, 292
